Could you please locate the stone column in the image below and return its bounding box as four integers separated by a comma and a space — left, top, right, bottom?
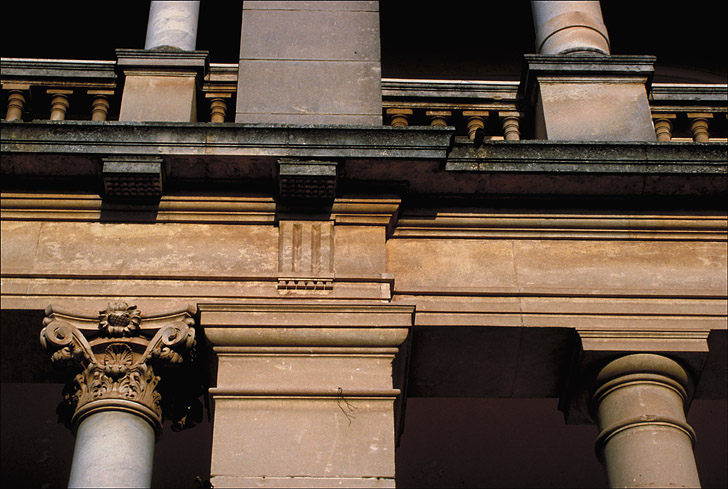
559, 330, 710, 488
200, 303, 413, 488
592, 354, 701, 488
40, 303, 198, 488
145, 1, 200, 51
531, 1, 610, 55
68, 411, 155, 488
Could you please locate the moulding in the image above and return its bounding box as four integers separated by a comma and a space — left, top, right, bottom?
394, 211, 727, 241
446, 140, 728, 174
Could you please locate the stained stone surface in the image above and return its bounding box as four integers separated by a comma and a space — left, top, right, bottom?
236, 1, 382, 125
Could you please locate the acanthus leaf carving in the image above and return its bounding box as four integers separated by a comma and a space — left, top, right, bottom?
41, 303, 198, 434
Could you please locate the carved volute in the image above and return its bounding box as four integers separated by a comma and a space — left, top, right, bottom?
40, 303, 199, 436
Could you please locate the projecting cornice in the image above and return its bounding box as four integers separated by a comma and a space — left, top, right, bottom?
2, 121, 726, 197
446, 139, 728, 174
0, 120, 453, 159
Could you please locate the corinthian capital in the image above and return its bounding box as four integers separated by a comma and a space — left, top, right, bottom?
40, 303, 198, 435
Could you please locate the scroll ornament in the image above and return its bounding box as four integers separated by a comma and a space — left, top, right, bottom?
40, 302, 196, 434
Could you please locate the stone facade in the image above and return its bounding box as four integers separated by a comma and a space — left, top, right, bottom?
1, 1, 726, 488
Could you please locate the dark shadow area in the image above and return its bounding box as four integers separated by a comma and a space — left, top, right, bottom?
2, 2, 725, 83
395, 397, 727, 488
0, 382, 214, 488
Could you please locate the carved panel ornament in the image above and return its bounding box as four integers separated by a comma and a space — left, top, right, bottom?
40, 303, 200, 435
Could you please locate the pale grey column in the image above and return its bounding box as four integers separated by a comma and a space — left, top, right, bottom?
531, 1, 610, 55
145, 1, 200, 51
68, 411, 155, 488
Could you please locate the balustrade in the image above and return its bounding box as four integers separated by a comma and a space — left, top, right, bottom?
2, 59, 726, 142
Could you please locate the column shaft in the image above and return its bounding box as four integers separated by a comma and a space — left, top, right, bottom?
532, 1, 610, 55
68, 411, 155, 488
593, 354, 701, 488
145, 1, 200, 51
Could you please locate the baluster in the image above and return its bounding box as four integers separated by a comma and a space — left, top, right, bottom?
426, 110, 451, 127
651, 113, 676, 142
88, 90, 114, 121
4, 85, 29, 121
499, 111, 522, 141
48, 89, 72, 120
205, 92, 232, 123
386, 108, 413, 127
463, 110, 489, 140
688, 112, 713, 142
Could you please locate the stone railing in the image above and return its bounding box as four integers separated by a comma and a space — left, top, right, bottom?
649, 84, 728, 142
2, 58, 726, 141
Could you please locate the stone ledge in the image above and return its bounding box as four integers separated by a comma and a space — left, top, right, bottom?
447, 139, 728, 174
0, 120, 453, 159
519, 54, 657, 105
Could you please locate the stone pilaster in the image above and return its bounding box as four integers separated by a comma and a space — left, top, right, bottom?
200, 302, 413, 488
235, 1, 382, 125
40, 303, 199, 488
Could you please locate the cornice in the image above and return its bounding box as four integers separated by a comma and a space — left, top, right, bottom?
394, 211, 727, 241
446, 140, 728, 174
2, 122, 725, 198
0, 120, 453, 159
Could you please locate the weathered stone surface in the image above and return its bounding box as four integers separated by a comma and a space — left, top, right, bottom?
119, 75, 198, 122
388, 238, 727, 296
520, 55, 657, 142
116, 50, 208, 122
236, 1, 382, 124
335, 226, 387, 276
0, 221, 278, 277
536, 81, 656, 141
531, 1, 610, 55
236, 60, 381, 124
144, 1, 200, 51
202, 303, 410, 486
211, 398, 395, 479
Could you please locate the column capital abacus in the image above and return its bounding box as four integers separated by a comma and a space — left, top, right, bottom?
40, 302, 199, 436
558, 328, 708, 425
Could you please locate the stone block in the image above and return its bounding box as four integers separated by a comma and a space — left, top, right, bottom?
244, 1, 378, 10
236, 1, 382, 125
210, 398, 396, 478
236, 60, 382, 124
536, 81, 656, 141
119, 75, 197, 122
215, 353, 396, 392
0, 221, 41, 273
240, 9, 380, 62
211, 476, 394, 488
334, 226, 386, 275
27, 222, 278, 277
386, 239, 518, 291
